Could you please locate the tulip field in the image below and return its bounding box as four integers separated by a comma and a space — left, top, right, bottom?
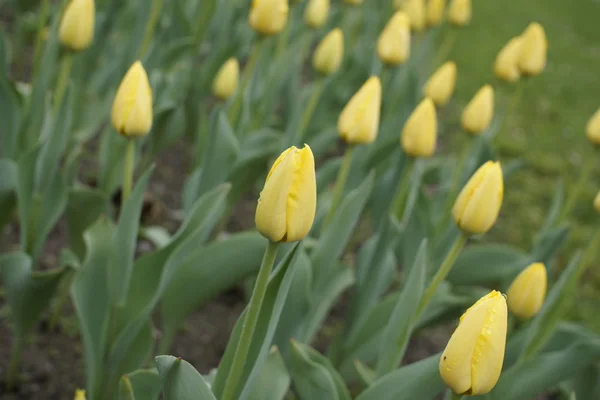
1, 0, 600, 399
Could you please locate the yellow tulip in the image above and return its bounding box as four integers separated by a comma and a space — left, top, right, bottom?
461, 85, 494, 135
377, 12, 411, 66
59, 0, 95, 52
74, 389, 87, 400
402, 0, 426, 32
452, 161, 503, 235
448, 0, 471, 27
585, 108, 600, 145
440, 290, 507, 395
424, 61, 457, 107
518, 22, 547, 76
401, 97, 437, 157
507, 263, 547, 320
255, 145, 317, 242
494, 37, 524, 83
111, 61, 153, 137
594, 191, 600, 213
313, 28, 344, 75
249, 0, 289, 35
426, 0, 446, 27
212, 58, 239, 100
304, 0, 329, 28
338, 76, 382, 144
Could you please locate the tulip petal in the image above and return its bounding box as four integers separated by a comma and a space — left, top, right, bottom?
459, 162, 503, 233
285, 146, 317, 242
507, 263, 547, 319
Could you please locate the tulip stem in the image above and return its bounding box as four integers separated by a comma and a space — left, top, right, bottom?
416, 234, 467, 317
228, 38, 264, 130
434, 27, 457, 68
558, 154, 595, 224
32, 0, 50, 76
54, 52, 73, 114
138, 0, 164, 58
496, 80, 526, 141
391, 156, 415, 222
323, 144, 355, 230
221, 241, 280, 400
448, 391, 464, 400
6, 335, 25, 390
293, 79, 325, 145
122, 138, 136, 203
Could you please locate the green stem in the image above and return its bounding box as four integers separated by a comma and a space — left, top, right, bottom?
495, 80, 525, 142
32, 0, 50, 76
220, 241, 280, 400
122, 139, 136, 203
48, 270, 75, 331
558, 155, 595, 224
448, 391, 464, 400
292, 79, 325, 145
322, 145, 355, 230
54, 52, 73, 114
433, 27, 457, 67
138, 0, 164, 59
416, 234, 468, 317
228, 38, 264, 129
391, 157, 415, 221
6, 336, 24, 390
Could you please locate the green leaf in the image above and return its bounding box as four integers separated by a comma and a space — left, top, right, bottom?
98, 128, 128, 194
109, 166, 154, 306
212, 244, 301, 400
246, 346, 291, 400
156, 356, 217, 400
289, 340, 351, 400
376, 240, 428, 377
66, 187, 109, 260
531, 226, 569, 266
119, 369, 161, 400
356, 354, 444, 400
354, 360, 376, 386
0, 158, 17, 228
538, 180, 565, 236
16, 145, 42, 254
0, 71, 23, 159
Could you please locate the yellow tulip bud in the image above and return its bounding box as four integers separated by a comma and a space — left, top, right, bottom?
494, 37, 524, 83
448, 0, 471, 27
249, 0, 289, 36
440, 290, 507, 395
401, 98, 437, 157
426, 0, 446, 27
255, 145, 317, 242
338, 76, 382, 144
518, 22, 547, 76
461, 85, 494, 135
111, 61, 153, 137
74, 389, 87, 400
212, 58, 239, 100
452, 161, 503, 235
424, 61, 457, 107
313, 29, 344, 75
304, 0, 329, 28
585, 109, 600, 145
59, 0, 95, 52
507, 263, 547, 320
377, 12, 411, 66
594, 191, 600, 213
402, 0, 426, 32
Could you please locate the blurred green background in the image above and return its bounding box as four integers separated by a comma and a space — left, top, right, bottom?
444, 0, 600, 332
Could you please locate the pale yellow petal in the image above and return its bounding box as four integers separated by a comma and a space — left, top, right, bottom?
401, 97, 437, 157
424, 61, 457, 107
285, 145, 317, 242
59, 0, 95, 51
458, 162, 503, 233
507, 263, 547, 319
461, 85, 495, 135
338, 76, 382, 144
249, 0, 289, 35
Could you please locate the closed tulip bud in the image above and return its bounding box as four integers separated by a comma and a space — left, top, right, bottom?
212, 58, 239, 100
338, 76, 382, 144
585, 108, 600, 145
74, 389, 87, 400
304, 0, 329, 28
313, 28, 344, 75
448, 0, 471, 27
426, 0, 446, 27
377, 12, 411, 66
518, 22, 547, 76
507, 263, 547, 320
59, 0, 95, 52
249, 0, 289, 36
440, 290, 507, 395
255, 145, 317, 242
401, 98, 437, 157
594, 191, 600, 213
461, 85, 494, 135
424, 61, 457, 107
452, 161, 503, 234
111, 61, 153, 137
402, 0, 426, 32
494, 37, 524, 83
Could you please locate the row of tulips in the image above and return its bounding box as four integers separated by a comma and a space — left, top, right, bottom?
0, 0, 599, 399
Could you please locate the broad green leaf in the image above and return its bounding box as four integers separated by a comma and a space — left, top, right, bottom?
246, 347, 291, 400
290, 340, 351, 400
567, 363, 600, 400
109, 166, 154, 306
34, 169, 69, 259
16, 145, 42, 255
156, 356, 216, 400
66, 187, 109, 260
376, 240, 428, 377
119, 368, 161, 400
356, 354, 444, 400
354, 359, 376, 386
212, 244, 301, 400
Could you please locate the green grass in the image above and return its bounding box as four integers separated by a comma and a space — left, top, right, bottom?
443, 0, 600, 333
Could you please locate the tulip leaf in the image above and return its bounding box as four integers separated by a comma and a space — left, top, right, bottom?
354, 359, 377, 386
0, 72, 22, 160
212, 244, 301, 400
109, 166, 154, 306
156, 356, 217, 400
289, 340, 351, 400
66, 187, 109, 260
356, 354, 444, 400
246, 347, 291, 400
315, 156, 342, 195
118, 369, 161, 400
98, 127, 128, 195
0, 158, 17, 228
538, 180, 565, 236
531, 226, 569, 267
376, 240, 428, 377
